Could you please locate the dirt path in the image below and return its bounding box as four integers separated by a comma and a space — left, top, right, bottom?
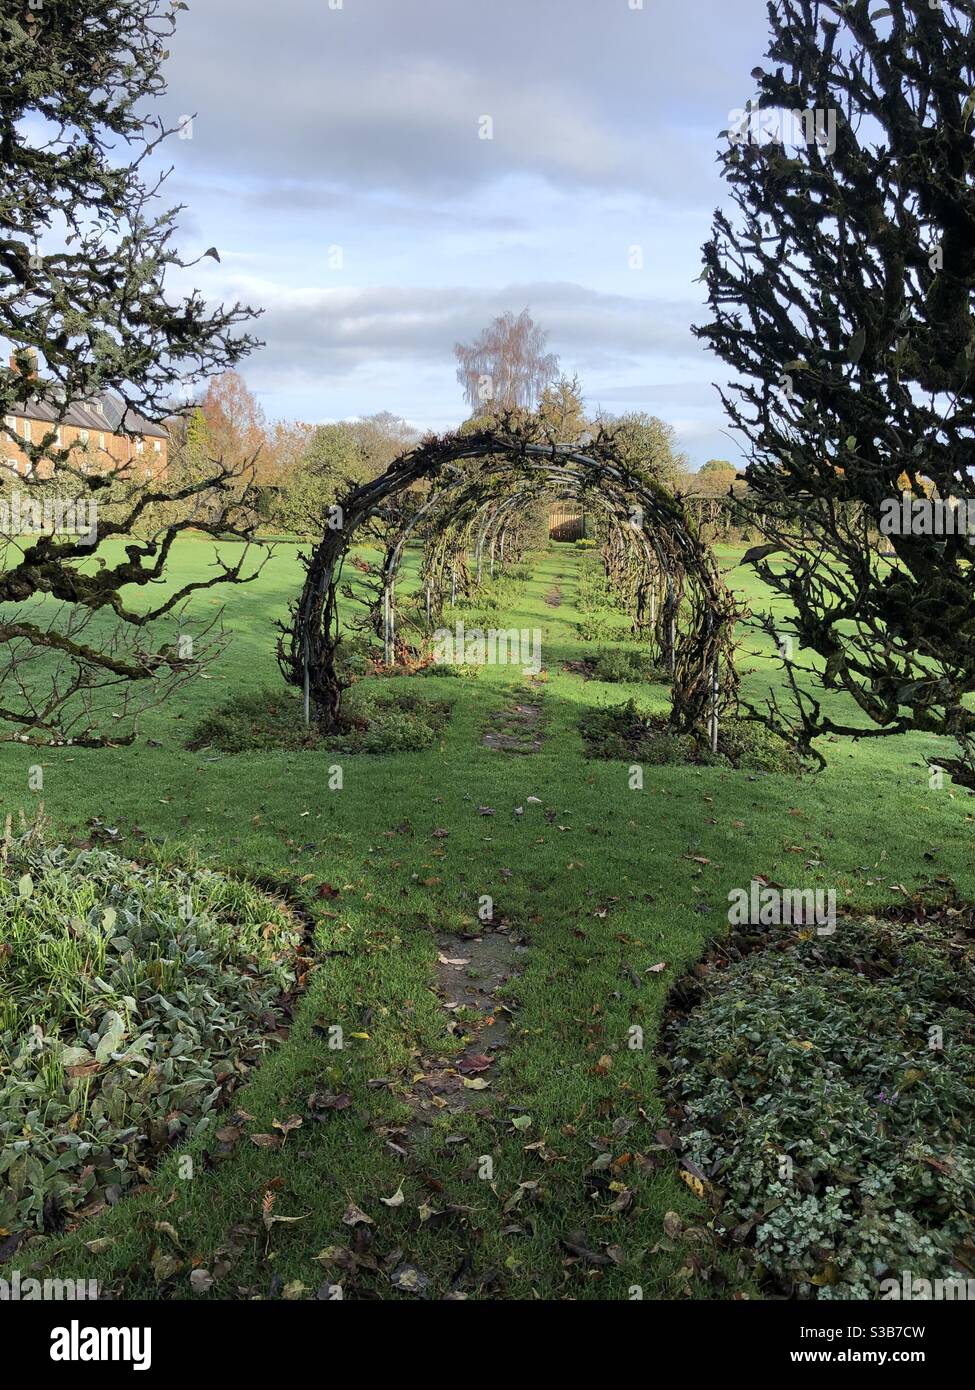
481, 701, 544, 753
405, 921, 525, 1130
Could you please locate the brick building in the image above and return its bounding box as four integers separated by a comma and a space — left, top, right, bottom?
2, 354, 168, 478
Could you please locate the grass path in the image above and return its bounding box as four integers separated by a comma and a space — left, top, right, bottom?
4, 542, 973, 1299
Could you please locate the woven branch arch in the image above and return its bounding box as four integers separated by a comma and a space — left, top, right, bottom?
278, 420, 741, 735
379, 463, 681, 652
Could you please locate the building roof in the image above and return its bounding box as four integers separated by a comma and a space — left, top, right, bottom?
7, 388, 168, 438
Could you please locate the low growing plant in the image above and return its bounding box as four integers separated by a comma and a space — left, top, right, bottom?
579, 700, 799, 770
188, 686, 453, 755
0, 827, 304, 1236
660, 914, 975, 1299
591, 647, 670, 684
577, 613, 631, 643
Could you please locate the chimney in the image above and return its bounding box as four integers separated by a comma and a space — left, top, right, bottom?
9, 348, 38, 378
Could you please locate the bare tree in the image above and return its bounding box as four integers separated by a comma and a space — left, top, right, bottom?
0, 0, 265, 745
694, 0, 975, 784
454, 309, 560, 415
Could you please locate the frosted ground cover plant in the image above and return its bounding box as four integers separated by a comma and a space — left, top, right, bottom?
0, 829, 302, 1235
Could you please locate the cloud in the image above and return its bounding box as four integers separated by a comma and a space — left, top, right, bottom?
164, 0, 769, 201
153, 0, 774, 461
216, 279, 704, 385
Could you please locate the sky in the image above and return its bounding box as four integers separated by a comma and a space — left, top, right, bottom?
158, 0, 776, 467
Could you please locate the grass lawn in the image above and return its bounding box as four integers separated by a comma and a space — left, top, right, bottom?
1, 537, 972, 1300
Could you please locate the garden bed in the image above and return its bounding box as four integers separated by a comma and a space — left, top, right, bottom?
657, 906, 975, 1299
0, 825, 309, 1243
564, 648, 670, 683
188, 686, 453, 755
579, 700, 800, 770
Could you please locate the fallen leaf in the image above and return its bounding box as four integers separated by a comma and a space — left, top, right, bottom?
680, 1169, 706, 1199
662, 1211, 683, 1238
342, 1202, 373, 1227
151, 1248, 181, 1283
272, 1114, 303, 1144
457, 1053, 492, 1074
391, 1263, 430, 1293
560, 1231, 611, 1266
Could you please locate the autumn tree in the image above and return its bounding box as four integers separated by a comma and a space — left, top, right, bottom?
262, 418, 314, 493
198, 370, 269, 480
694, 0, 975, 783
346, 412, 420, 480
537, 374, 589, 443
454, 309, 560, 415
601, 411, 688, 491
690, 459, 740, 496
267, 412, 420, 536
0, 0, 262, 744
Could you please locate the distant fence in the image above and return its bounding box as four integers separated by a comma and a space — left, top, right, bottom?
548, 506, 585, 541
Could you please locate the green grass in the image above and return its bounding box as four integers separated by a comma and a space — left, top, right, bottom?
1, 537, 972, 1300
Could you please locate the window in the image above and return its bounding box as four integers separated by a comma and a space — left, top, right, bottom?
79, 429, 89, 445
153, 440, 161, 453
135, 438, 145, 455
99, 433, 106, 451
